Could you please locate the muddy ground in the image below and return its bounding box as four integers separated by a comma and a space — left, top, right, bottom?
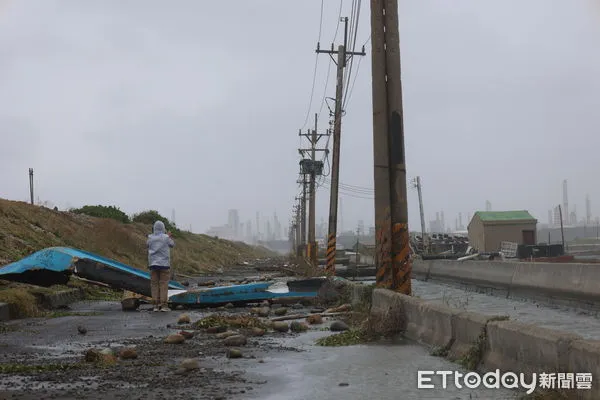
0, 262, 323, 400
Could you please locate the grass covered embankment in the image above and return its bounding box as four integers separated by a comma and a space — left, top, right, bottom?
0, 198, 276, 318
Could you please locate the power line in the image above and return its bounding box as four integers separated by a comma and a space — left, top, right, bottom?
299, 0, 326, 130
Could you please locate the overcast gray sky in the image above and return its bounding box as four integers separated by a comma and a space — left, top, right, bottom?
1, 0, 600, 236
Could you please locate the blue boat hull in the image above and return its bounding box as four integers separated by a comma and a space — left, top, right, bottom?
0, 247, 185, 297
169, 281, 320, 306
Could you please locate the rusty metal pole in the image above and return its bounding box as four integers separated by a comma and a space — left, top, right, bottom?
370, 0, 411, 294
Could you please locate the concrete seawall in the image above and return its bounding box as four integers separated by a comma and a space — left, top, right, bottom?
369, 287, 600, 399
414, 259, 600, 310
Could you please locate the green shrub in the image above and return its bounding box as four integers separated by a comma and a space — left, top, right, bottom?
71, 205, 130, 223
132, 210, 181, 236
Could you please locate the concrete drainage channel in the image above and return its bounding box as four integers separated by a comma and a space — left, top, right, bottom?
363, 285, 600, 400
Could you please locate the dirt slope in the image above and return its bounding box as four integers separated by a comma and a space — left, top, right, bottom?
0, 198, 275, 275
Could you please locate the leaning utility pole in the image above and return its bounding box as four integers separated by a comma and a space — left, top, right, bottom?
28, 168, 34, 205
371, 0, 411, 294
316, 17, 366, 275
299, 113, 329, 265
411, 176, 427, 254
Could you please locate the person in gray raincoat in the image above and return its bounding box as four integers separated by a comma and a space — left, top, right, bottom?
147, 220, 175, 312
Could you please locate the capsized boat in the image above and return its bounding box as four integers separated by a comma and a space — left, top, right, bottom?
0, 247, 185, 296
167, 277, 327, 307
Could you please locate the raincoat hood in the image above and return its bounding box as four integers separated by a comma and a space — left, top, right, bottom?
153, 221, 166, 234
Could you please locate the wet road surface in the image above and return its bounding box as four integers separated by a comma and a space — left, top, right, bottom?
0, 300, 521, 400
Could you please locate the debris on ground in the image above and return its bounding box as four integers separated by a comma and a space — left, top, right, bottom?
306, 314, 323, 325
193, 314, 270, 330
315, 329, 374, 347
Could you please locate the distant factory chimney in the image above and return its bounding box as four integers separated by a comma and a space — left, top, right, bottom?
563, 180, 569, 224
458, 212, 463, 230
586, 195, 592, 225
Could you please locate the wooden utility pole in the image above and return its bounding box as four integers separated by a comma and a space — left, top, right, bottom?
299, 114, 329, 265
370, 0, 411, 294
28, 168, 34, 205
412, 176, 427, 254
316, 17, 366, 276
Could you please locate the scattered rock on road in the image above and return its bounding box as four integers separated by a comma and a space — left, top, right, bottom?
330, 321, 349, 332
119, 348, 138, 360
178, 314, 191, 324
225, 303, 234, 308
77, 325, 87, 335
273, 308, 287, 316
291, 303, 303, 310
180, 358, 200, 371
258, 307, 270, 317
250, 327, 266, 336
272, 322, 289, 333
290, 321, 308, 333
223, 334, 247, 346
164, 334, 186, 344
227, 348, 243, 359
306, 315, 323, 325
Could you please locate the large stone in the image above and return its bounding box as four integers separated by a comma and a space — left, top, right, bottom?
180, 358, 200, 371
257, 307, 270, 317
177, 314, 191, 324
119, 348, 138, 360
164, 334, 185, 344
330, 321, 349, 332
250, 327, 266, 336
306, 314, 323, 325
273, 308, 288, 316
227, 348, 243, 359
224, 335, 247, 346
290, 321, 308, 333
272, 322, 289, 333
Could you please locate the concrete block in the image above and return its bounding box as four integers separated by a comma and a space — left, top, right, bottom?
427, 260, 515, 293
567, 340, 600, 400
0, 303, 9, 321
350, 284, 373, 308
412, 260, 430, 280
448, 311, 492, 361
510, 262, 586, 302
412, 301, 459, 349
482, 320, 580, 376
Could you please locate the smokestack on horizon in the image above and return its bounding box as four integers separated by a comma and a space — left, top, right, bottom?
562, 180, 569, 225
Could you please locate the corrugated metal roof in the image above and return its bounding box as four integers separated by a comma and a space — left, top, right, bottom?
475, 210, 536, 222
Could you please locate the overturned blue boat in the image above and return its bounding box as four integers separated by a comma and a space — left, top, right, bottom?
167, 278, 326, 307
0, 247, 326, 307
0, 247, 185, 297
